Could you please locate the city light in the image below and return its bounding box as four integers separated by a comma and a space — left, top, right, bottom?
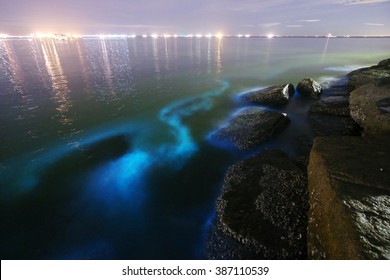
215, 33, 224, 39
97, 34, 127, 39
267, 33, 275, 39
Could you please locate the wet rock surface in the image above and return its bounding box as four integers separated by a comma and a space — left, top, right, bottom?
309, 83, 360, 136
349, 84, 390, 135
208, 150, 308, 259
297, 78, 322, 98
348, 58, 390, 90
308, 136, 390, 259
211, 108, 290, 151
241, 84, 295, 106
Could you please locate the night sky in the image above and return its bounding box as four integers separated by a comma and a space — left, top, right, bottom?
0, 0, 389, 36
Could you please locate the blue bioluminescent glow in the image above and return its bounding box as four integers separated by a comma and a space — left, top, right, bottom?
0, 80, 230, 203
0, 121, 143, 198
89, 150, 151, 191
86, 79, 230, 202
158, 79, 230, 163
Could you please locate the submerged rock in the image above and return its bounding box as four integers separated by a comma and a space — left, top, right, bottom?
349, 84, 390, 136
297, 78, 322, 98
42, 134, 131, 180
348, 58, 390, 90
208, 150, 308, 259
308, 136, 390, 259
211, 108, 290, 151
242, 84, 295, 106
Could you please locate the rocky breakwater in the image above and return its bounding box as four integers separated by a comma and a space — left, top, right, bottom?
208, 82, 309, 259
307, 58, 390, 259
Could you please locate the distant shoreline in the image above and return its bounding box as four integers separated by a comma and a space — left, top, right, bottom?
1, 35, 390, 40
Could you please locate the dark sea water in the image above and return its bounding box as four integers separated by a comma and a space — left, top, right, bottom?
0, 37, 389, 259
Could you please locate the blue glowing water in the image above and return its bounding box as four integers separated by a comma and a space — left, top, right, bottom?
0, 37, 389, 259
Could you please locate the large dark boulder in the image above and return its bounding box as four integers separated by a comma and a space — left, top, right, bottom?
297, 78, 322, 98
242, 84, 295, 106
348, 58, 390, 90
349, 84, 390, 136
211, 108, 290, 151
208, 150, 308, 259
308, 136, 390, 259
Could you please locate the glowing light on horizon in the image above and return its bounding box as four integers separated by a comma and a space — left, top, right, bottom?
151, 33, 159, 39
97, 34, 127, 39
215, 33, 224, 39
0, 33, 10, 38
267, 33, 275, 39
236, 34, 251, 38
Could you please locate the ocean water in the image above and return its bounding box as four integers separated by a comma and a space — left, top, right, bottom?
0, 37, 389, 259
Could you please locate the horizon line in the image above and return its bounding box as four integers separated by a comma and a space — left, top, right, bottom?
1, 33, 390, 40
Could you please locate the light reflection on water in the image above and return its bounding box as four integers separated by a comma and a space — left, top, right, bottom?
0, 37, 389, 259
41, 40, 73, 126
